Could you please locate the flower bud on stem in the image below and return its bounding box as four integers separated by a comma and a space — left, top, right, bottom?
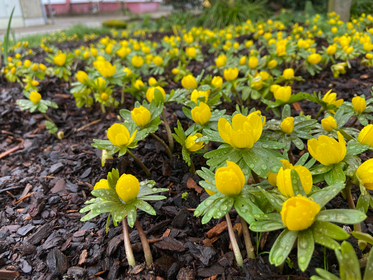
127, 150, 151, 177
225, 213, 244, 268
162, 109, 174, 153
135, 219, 153, 266
122, 218, 135, 267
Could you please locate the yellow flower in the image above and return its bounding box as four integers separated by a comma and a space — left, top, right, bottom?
274, 86, 291, 102
54, 53, 66, 66
185, 133, 204, 152
215, 161, 245, 196
248, 56, 258, 68
239, 56, 246, 65
321, 116, 337, 132
107, 123, 137, 148
224, 67, 239, 81
134, 79, 144, 90
356, 159, 373, 190
322, 90, 344, 111
358, 124, 373, 147
30, 91, 42, 104
308, 131, 346, 166
181, 75, 198, 90
153, 56, 163, 66
101, 93, 109, 100
270, 84, 280, 94
24, 60, 31, 68
172, 68, 179, 75
131, 55, 144, 68
123, 67, 132, 76
31, 80, 39, 87
95, 61, 116, 78
277, 166, 313, 197
10, 67, 16, 74
283, 68, 294, 79
94, 179, 110, 190
268, 159, 293, 186
39, 64, 47, 71
32, 64, 39, 71
191, 102, 211, 125
251, 79, 262, 90
206, 189, 215, 196
267, 59, 277, 68
148, 77, 157, 86
146, 86, 166, 102
76, 71, 89, 84
186, 47, 197, 58
215, 54, 227, 68
281, 117, 294, 134
281, 195, 321, 231
116, 174, 140, 203
352, 96, 366, 113
211, 76, 223, 88
131, 106, 151, 127
218, 112, 263, 149
307, 53, 322, 64
191, 89, 209, 103
331, 27, 338, 33
326, 45, 337, 55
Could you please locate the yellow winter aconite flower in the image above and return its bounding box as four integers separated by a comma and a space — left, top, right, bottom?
134, 79, 144, 90
10, 67, 16, 74
218, 112, 263, 149
181, 75, 198, 90
308, 131, 346, 166
322, 90, 344, 111
280, 117, 294, 134
307, 53, 322, 64
224, 67, 239, 81
24, 60, 31, 68
358, 124, 373, 147
211, 76, 223, 88
352, 96, 366, 113
267, 59, 277, 68
30, 91, 42, 104
268, 159, 293, 186
239, 56, 246, 65
32, 64, 39, 71
40, 64, 47, 71
171, 68, 179, 75
283, 68, 294, 79
131, 55, 144, 68
107, 123, 137, 148
94, 179, 110, 190
95, 61, 116, 78
116, 174, 140, 203
123, 67, 132, 76
153, 56, 163, 66
185, 133, 204, 152
274, 86, 291, 102
186, 47, 197, 58
76, 71, 89, 84
321, 116, 337, 132
191, 102, 211, 125
248, 56, 258, 68
54, 53, 66, 66
146, 86, 166, 102
191, 89, 209, 103
356, 159, 373, 190
131, 106, 151, 127
281, 195, 321, 231
216, 54, 227, 68
148, 77, 157, 86
277, 166, 313, 197
326, 45, 337, 55
31, 80, 39, 87
215, 161, 245, 196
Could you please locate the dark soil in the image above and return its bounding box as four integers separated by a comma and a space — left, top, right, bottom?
1, 33, 373, 280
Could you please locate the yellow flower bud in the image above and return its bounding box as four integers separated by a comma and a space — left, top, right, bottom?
277, 166, 313, 197
101, 93, 108, 100
146, 86, 166, 102
366, 53, 373, 59
326, 45, 337, 55
267, 59, 277, 68
116, 174, 140, 203
345, 46, 354, 54
356, 158, 373, 190
172, 68, 179, 75
133, 79, 144, 90
39, 64, 47, 71
274, 86, 291, 102
281, 195, 321, 231
30, 91, 42, 104
321, 116, 337, 132
276, 44, 287, 56
31, 80, 39, 87
224, 67, 239, 81
331, 27, 338, 33
97, 77, 107, 88
54, 53, 66, 66
24, 60, 31, 68
186, 47, 197, 58
10, 67, 16, 74
280, 117, 294, 134
307, 53, 322, 64
181, 75, 198, 90
148, 77, 157, 87
205, 189, 215, 196
95, 61, 116, 78
191, 90, 209, 104
215, 161, 245, 196
76, 71, 89, 84
322, 90, 344, 111
358, 124, 373, 147
153, 56, 163, 66
239, 56, 246, 65
107, 123, 137, 148
131, 55, 144, 68
131, 106, 151, 127
123, 67, 131, 76
248, 56, 258, 69
211, 76, 223, 88
283, 68, 294, 79
94, 179, 110, 190
308, 131, 346, 166
185, 133, 204, 152
352, 96, 366, 113
90, 48, 98, 56
251, 79, 263, 90
191, 102, 211, 125
32, 64, 39, 71
215, 54, 227, 68
83, 51, 90, 59
267, 159, 293, 186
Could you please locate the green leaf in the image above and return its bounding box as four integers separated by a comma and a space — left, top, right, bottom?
357, 193, 370, 214
363, 245, 373, 280
313, 229, 341, 250
312, 268, 341, 280
282, 104, 291, 120
107, 168, 120, 191
310, 182, 344, 208
205, 146, 235, 169
346, 142, 370, 156
253, 147, 284, 173
296, 153, 310, 166
133, 199, 156, 215
91, 189, 120, 202
351, 231, 373, 246
126, 205, 137, 228
316, 209, 366, 224
336, 241, 361, 280
257, 187, 283, 212
242, 149, 267, 178
252, 213, 282, 223
212, 197, 234, 219
269, 229, 298, 266
324, 164, 346, 185
202, 197, 228, 224
310, 165, 334, 175
139, 195, 167, 201
250, 220, 286, 232
3, 6, 15, 61
313, 221, 349, 241
291, 169, 307, 197
255, 140, 286, 150
297, 229, 314, 272
234, 195, 263, 224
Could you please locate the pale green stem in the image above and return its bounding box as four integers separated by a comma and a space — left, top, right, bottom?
122, 218, 135, 267
135, 219, 153, 266
161, 109, 174, 153
225, 213, 244, 268
240, 216, 255, 259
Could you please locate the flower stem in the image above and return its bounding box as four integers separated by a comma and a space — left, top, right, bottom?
190, 159, 196, 175
127, 150, 151, 177
161, 109, 174, 153
315, 107, 323, 119
239, 216, 255, 259
348, 116, 358, 127
135, 219, 153, 266
122, 218, 135, 267
41, 113, 56, 126
150, 133, 172, 159
100, 103, 106, 113
225, 213, 243, 268
231, 86, 243, 107
287, 149, 294, 165
121, 91, 125, 105
344, 180, 362, 232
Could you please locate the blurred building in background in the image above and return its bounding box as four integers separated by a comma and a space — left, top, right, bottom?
41, 0, 162, 15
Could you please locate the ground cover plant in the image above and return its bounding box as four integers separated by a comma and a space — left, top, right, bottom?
2, 8, 373, 280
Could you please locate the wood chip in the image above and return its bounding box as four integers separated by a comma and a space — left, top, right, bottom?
233, 223, 242, 236
162, 228, 171, 238
78, 249, 87, 265
0, 270, 20, 280
292, 101, 303, 113
187, 177, 203, 194
206, 221, 227, 238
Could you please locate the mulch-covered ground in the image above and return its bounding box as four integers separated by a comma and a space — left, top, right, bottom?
1, 33, 373, 280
